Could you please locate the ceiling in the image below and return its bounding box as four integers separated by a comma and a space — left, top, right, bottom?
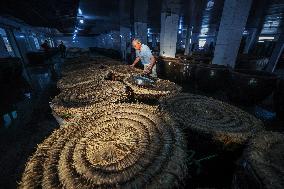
0, 0, 80, 33
0, 0, 283, 36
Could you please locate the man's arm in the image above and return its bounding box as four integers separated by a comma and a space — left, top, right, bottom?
148, 56, 156, 69
131, 57, 140, 67
144, 56, 156, 73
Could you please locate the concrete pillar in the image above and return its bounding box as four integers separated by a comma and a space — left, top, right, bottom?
184, 26, 192, 55
134, 22, 147, 44
160, 0, 180, 58
243, 0, 268, 54
243, 28, 258, 53
152, 34, 157, 48
266, 33, 284, 72
120, 0, 131, 60
120, 26, 131, 60
6, 29, 21, 58
184, 0, 203, 55
212, 0, 253, 67
134, 0, 148, 44
0, 34, 10, 57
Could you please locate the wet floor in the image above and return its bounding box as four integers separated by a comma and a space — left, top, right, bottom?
0, 54, 283, 188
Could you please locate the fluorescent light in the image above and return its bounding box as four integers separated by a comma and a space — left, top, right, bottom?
258, 40, 265, 43
259, 36, 274, 40
78, 8, 82, 15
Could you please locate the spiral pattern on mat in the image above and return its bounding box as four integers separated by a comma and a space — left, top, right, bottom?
107, 65, 143, 81
160, 93, 263, 145
20, 104, 187, 189
124, 75, 182, 100
53, 80, 129, 108
57, 67, 108, 90
242, 132, 284, 189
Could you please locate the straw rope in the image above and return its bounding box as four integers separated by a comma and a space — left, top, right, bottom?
20, 103, 188, 189
160, 93, 264, 146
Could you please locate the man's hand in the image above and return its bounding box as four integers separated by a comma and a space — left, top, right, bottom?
130, 64, 135, 68
143, 66, 152, 75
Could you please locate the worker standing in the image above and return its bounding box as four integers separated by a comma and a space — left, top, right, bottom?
58, 41, 66, 58
40, 40, 50, 52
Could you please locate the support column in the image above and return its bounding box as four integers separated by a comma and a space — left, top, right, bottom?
184, 0, 203, 55
184, 25, 192, 55
120, 27, 131, 60
160, 0, 180, 58
265, 33, 284, 72
243, 0, 268, 54
243, 28, 258, 53
120, 0, 131, 61
134, 0, 148, 44
152, 34, 157, 48
212, 0, 253, 67
0, 34, 9, 57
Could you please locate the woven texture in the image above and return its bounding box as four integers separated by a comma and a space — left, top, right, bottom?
20, 103, 188, 189
160, 93, 264, 146
124, 75, 182, 100
243, 132, 284, 189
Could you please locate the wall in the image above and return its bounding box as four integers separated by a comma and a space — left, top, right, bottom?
54, 36, 97, 49
0, 16, 57, 61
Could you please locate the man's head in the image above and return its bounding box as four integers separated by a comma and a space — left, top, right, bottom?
132, 39, 142, 50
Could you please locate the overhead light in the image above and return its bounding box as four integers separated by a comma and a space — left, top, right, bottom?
80, 19, 84, 24
206, 0, 215, 10
258, 36, 274, 40
258, 40, 265, 43
78, 8, 82, 15
75, 29, 78, 33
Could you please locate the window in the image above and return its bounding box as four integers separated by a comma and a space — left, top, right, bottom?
199, 38, 207, 49
32, 36, 40, 49
0, 28, 16, 57
48, 38, 54, 47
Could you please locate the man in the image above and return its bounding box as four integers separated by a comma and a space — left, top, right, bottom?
40, 40, 50, 52
58, 41, 66, 58
131, 39, 157, 77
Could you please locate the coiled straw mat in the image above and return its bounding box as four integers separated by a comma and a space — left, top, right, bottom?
124, 75, 182, 100
20, 103, 188, 189
57, 66, 108, 90
160, 93, 264, 146
51, 80, 130, 121
106, 65, 143, 81
233, 132, 284, 189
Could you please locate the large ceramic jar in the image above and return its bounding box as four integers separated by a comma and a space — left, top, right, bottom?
227, 69, 277, 105
195, 64, 230, 92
